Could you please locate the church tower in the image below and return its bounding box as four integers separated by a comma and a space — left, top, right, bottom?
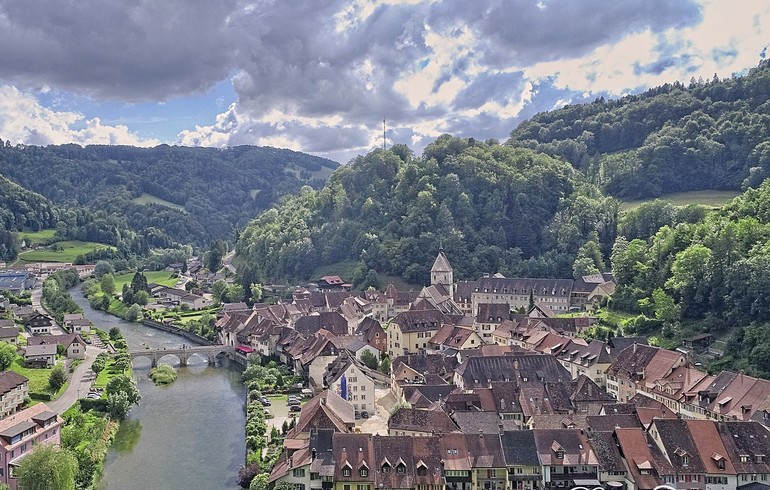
431, 248, 453, 288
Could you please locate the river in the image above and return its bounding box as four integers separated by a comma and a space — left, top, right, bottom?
69, 287, 246, 490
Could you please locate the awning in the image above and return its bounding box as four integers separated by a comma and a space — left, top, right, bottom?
573, 479, 601, 486
236, 345, 254, 354
607, 481, 624, 487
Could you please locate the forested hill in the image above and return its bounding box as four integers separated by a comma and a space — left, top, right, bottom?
0, 144, 339, 246
507, 60, 770, 200
0, 176, 58, 260
236, 137, 618, 288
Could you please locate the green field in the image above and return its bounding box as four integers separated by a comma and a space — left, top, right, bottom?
18, 228, 56, 244
131, 193, 186, 212
16, 240, 116, 263
620, 190, 741, 211
113, 271, 178, 291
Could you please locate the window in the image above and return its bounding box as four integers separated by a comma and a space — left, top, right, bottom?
682, 455, 689, 467
417, 466, 427, 476
555, 450, 564, 459
356, 486, 369, 490
360, 468, 368, 478
293, 469, 305, 478
382, 465, 391, 474
343, 468, 351, 477
344, 485, 351, 490
397, 464, 406, 474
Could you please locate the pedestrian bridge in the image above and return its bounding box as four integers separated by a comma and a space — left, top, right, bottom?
129, 345, 235, 368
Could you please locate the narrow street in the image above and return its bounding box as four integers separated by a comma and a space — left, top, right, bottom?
49, 344, 104, 414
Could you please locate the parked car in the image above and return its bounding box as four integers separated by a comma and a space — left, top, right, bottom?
360, 411, 369, 419
288, 399, 301, 406
290, 405, 302, 412
260, 397, 271, 406
354, 411, 361, 420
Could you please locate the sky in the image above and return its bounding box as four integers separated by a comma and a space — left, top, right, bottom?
0, 0, 768, 164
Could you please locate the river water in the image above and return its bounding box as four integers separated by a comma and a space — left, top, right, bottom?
69, 287, 246, 490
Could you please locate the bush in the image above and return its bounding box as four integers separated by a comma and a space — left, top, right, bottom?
49, 365, 67, 392
149, 364, 178, 385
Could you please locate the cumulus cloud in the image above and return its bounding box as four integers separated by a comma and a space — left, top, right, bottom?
0, 0, 766, 161
0, 86, 159, 147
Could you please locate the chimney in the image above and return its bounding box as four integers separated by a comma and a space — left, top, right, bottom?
479, 429, 484, 438
312, 448, 317, 460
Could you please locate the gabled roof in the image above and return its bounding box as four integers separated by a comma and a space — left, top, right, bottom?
388, 407, 458, 434
294, 312, 349, 337
28, 334, 86, 348
686, 420, 736, 475
718, 421, 770, 474
533, 429, 597, 466
0, 371, 28, 396
429, 324, 478, 348
452, 411, 518, 434
332, 433, 374, 481
391, 309, 452, 333
651, 418, 706, 473
475, 303, 510, 323
615, 428, 667, 489
24, 344, 57, 356
291, 391, 355, 435
455, 354, 571, 388
476, 277, 573, 297
500, 430, 539, 466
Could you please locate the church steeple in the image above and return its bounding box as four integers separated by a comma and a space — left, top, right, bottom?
431, 247, 453, 287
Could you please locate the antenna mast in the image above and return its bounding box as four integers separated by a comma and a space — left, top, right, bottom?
383, 119, 386, 151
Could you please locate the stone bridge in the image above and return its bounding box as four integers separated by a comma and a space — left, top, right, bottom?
129, 345, 235, 368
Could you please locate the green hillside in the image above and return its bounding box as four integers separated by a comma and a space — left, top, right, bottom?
0, 144, 339, 246
507, 60, 770, 200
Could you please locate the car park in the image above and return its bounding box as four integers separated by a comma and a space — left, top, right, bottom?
260, 397, 271, 406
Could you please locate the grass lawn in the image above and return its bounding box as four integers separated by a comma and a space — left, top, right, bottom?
620, 189, 741, 211
131, 193, 186, 213
107, 297, 128, 318
18, 228, 56, 244
17, 240, 116, 263
113, 271, 178, 291
9, 357, 67, 398
94, 359, 132, 389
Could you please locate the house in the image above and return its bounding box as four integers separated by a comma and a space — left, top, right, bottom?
453, 354, 571, 390
533, 429, 599, 489
471, 277, 574, 316
287, 391, 355, 437
387, 407, 458, 436
571, 274, 616, 310
329, 335, 380, 362
23, 344, 56, 368
390, 353, 456, 401
614, 427, 670, 490
0, 372, 28, 420
474, 303, 512, 341
605, 343, 686, 402
387, 309, 453, 357
0, 403, 62, 489
25, 313, 53, 336
717, 421, 770, 487
295, 312, 349, 337
555, 339, 614, 388
10, 307, 33, 324
317, 275, 350, 291
62, 313, 92, 334
355, 317, 387, 352
332, 432, 375, 490
429, 324, 482, 351
500, 430, 543, 490
464, 431, 508, 490
682, 333, 716, 353
323, 352, 381, 416
27, 334, 87, 360
373, 435, 444, 490
0, 321, 17, 345
153, 287, 213, 309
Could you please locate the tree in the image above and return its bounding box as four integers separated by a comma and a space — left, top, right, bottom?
107, 374, 141, 409
15, 444, 78, 490
91, 355, 107, 376
107, 391, 131, 420
250, 473, 269, 490
225, 284, 245, 303
274, 481, 296, 490
93, 260, 114, 277
130, 272, 149, 294
0, 341, 17, 370
100, 274, 115, 296
206, 239, 228, 272
360, 350, 379, 370
212, 280, 228, 302
49, 365, 67, 392
109, 327, 122, 340
124, 304, 143, 322
133, 290, 149, 306
249, 283, 263, 302
379, 356, 391, 375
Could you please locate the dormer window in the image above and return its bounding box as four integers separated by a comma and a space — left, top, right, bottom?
741, 455, 750, 463
343, 468, 351, 477
757, 455, 766, 463
717, 459, 725, 471
360, 468, 368, 477
397, 464, 406, 474
555, 450, 564, 459
682, 455, 689, 467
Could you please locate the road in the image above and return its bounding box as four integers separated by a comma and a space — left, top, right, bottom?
30, 282, 65, 335
49, 344, 104, 414
223, 251, 236, 274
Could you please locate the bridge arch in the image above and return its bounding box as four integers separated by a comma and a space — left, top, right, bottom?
156, 353, 183, 367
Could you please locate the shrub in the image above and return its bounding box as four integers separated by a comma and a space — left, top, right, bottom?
149, 364, 178, 386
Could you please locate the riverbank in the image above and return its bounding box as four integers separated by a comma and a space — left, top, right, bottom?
68, 286, 247, 489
